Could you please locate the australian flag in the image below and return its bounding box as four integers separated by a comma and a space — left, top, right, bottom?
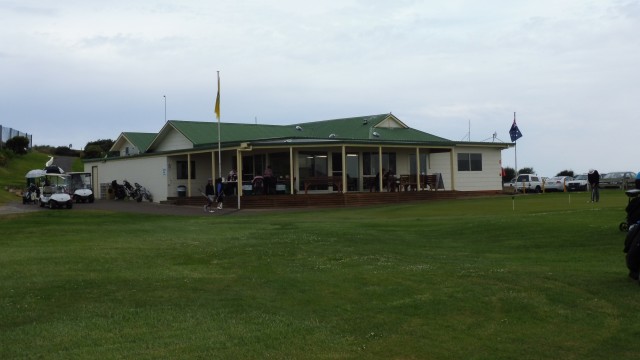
509, 114, 522, 142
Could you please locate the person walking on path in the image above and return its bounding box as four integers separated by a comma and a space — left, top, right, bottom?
205, 179, 215, 212
588, 169, 600, 202
215, 178, 225, 209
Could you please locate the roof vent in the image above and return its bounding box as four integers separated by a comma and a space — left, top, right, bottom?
295, 125, 303, 131
329, 133, 336, 138
363, 119, 368, 125
372, 131, 380, 137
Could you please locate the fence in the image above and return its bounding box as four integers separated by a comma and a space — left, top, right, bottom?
0, 125, 33, 149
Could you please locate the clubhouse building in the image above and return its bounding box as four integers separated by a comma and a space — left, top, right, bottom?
83, 113, 512, 207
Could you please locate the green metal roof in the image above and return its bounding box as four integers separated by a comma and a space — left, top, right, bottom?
123, 132, 156, 151
168, 121, 301, 146
167, 114, 452, 147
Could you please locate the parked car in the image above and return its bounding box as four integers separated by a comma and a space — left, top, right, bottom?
545, 176, 573, 192
566, 174, 588, 192
511, 174, 544, 193
600, 171, 636, 189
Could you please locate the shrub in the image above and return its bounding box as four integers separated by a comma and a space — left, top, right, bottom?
83, 144, 104, 159
54, 146, 80, 157
0, 150, 8, 167
5, 136, 30, 155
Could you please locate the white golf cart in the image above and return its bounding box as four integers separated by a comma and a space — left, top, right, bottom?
39, 174, 73, 209
66, 172, 94, 203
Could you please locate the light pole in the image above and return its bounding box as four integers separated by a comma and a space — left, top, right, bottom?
163, 95, 167, 122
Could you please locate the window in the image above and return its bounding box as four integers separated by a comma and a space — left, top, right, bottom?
363, 152, 396, 175
299, 152, 328, 179
457, 153, 482, 171
268, 152, 289, 177
409, 153, 428, 175
177, 160, 196, 179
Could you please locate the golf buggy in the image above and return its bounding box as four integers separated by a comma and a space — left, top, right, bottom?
23, 169, 46, 205
66, 172, 95, 203
39, 174, 73, 209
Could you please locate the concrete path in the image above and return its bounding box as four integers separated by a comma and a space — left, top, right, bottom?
0, 199, 241, 217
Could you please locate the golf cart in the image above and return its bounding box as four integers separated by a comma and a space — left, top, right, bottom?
23, 169, 46, 205
66, 172, 94, 203
39, 174, 73, 209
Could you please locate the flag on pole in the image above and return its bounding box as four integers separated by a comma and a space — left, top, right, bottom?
214, 73, 221, 120
509, 113, 522, 142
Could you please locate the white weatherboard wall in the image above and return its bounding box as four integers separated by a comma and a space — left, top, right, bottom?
453, 146, 504, 191
85, 156, 168, 202
428, 152, 452, 190
154, 129, 192, 152
114, 143, 140, 157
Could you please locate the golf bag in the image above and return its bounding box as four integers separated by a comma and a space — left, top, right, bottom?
111, 180, 127, 200
626, 197, 640, 226
22, 184, 40, 204
624, 223, 640, 281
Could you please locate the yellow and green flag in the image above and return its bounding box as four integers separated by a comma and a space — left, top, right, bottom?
214, 73, 220, 120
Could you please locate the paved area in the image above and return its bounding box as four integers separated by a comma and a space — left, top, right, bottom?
0, 199, 242, 216
0, 201, 42, 215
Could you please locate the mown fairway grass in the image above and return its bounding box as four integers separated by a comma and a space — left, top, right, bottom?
1, 190, 639, 359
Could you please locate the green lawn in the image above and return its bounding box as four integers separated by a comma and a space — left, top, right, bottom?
1, 191, 638, 359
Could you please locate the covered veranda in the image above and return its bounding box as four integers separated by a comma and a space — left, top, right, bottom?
169, 141, 457, 208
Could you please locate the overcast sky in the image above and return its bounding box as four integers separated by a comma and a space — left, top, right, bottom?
1, 0, 639, 176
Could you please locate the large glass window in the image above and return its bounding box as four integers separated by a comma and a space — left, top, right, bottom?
299, 152, 328, 180
268, 152, 290, 178
346, 154, 359, 179
332, 152, 359, 191
241, 155, 254, 180
409, 153, 428, 175
241, 154, 267, 180
457, 153, 482, 171
177, 160, 196, 179
363, 152, 396, 176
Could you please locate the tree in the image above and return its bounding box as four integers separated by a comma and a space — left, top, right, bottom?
5, 136, 30, 155
83, 144, 104, 159
502, 167, 516, 183
556, 170, 574, 177
83, 139, 114, 159
54, 146, 80, 157
518, 167, 535, 175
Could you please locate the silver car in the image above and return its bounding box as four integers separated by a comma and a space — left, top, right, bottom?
545, 176, 573, 192
566, 174, 589, 191
599, 171, 636, 189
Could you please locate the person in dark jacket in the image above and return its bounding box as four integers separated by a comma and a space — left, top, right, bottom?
205, 179, 215, 205
215, 178, 224, 209
588, 169, 600, 202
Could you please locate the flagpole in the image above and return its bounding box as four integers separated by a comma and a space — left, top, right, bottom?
513, 112, 518, 174
514, 140, 517, 175
216, 71, 222, 180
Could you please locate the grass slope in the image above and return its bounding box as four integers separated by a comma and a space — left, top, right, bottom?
1, 191, 638, 359
0, 151, 83, 203
0, 151, 50, 203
